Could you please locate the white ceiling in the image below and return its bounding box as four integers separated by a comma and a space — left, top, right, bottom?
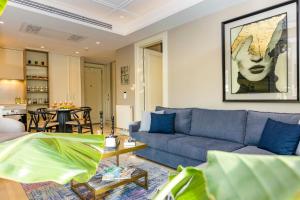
8, 0, 206, 35
0, 0, 247, 63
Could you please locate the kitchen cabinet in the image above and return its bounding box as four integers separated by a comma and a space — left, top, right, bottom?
49, 53, 82, 106
0, 48, 24, 80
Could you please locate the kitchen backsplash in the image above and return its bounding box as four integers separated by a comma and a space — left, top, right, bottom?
0, 80, 25, 104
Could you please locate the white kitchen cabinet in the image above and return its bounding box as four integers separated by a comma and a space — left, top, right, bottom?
49, 53, 82, 106
0, 48, 24, 80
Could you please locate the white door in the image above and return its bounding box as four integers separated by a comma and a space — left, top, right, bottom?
84, 67, 103, 123
143, 49, 163, 111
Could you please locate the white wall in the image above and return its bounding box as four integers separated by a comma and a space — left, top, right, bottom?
167, 0, 300, 113
115, 44, 135, 106
0, 80, 25, 104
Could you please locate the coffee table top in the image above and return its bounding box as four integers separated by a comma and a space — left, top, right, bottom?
87, 168, 147, 191
100, 136, 147, 159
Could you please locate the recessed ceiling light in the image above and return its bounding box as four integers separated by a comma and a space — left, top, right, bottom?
119, 15, 125, 19
96, 41, 101, 45
40, 45, 45, 49
75, 51, 79, 54
0, 21, 4, 24
84, 47, 89, 51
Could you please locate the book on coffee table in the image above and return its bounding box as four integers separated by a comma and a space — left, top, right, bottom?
101, 166, 136, 181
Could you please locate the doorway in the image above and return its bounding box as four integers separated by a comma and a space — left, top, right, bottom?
134, 33, 168, 120
143, 47, 163, 111
84, 66, 103, 123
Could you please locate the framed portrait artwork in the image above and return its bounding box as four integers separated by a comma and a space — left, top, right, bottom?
121, 66, 129, 85
222, 1, 299, 102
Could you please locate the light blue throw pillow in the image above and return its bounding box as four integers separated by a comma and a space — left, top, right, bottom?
139, 110, 164, 132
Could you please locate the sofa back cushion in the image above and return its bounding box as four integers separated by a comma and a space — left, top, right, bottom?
156, 106, 192, 134
245, 111, 300, 146
189, 108, 247, 143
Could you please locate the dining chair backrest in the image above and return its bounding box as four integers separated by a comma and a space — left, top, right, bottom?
70, 107, 92, 124
81, 107, 92, 124
28, 110, 56, 131
36, 108, 48, 121
28, 110, 40, 129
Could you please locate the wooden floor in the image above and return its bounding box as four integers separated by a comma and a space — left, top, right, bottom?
0, 125, 127, 200
0, 179, 28, 200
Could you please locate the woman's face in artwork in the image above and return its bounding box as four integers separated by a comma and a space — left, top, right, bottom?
234, 36, 273, 82
231, 14, 286, 82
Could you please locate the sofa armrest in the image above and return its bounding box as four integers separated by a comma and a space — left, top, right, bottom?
129, 121, 141, 134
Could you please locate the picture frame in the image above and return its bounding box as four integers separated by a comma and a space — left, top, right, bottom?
121, 66, 129, 85
222, 0, 299, 102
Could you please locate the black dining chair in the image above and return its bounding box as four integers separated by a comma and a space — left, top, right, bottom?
36, 107, 52, 121
28, 110, 59, 132
65, 107, 93, 134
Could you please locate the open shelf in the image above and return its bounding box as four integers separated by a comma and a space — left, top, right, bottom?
27, 91, 48, 93
26, 64, 48, 68
27, 78, 48, 81
25, 49, 49, 110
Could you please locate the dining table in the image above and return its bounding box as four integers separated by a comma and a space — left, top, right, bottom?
48, 107, 77, 133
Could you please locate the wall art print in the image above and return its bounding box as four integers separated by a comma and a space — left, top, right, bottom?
222, 1, 298, 102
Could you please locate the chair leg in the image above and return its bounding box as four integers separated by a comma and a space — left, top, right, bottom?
90, 124, 93, 134
78, 126, 82, 133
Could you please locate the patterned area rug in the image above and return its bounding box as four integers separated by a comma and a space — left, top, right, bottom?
22, 154, 170, 200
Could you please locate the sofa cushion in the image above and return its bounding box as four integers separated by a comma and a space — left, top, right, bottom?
139, 110, 164, 132
233, 146, 275, 155
168, 136, 244, 161
130, 131, 186, 151
245, 111, 300, 146
258, 119, 300, 155
189, 108, 247, 143
149, 113, 176, 134
156, 106, 192, 134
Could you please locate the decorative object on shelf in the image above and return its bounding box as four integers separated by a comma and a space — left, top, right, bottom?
222, 1, 298, 102
41, 61, 45, 66
34, 61, 38, 65
99, 111, 104, 134
32, 99, 37, 104
28, 60, 31, 64
121, 65, 129, 85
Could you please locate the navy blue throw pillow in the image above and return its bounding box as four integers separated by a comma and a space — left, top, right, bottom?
149, 113, 176, 134
258, 118, 300, 155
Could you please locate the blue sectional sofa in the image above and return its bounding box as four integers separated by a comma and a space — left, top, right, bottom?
129, 107, 300, 169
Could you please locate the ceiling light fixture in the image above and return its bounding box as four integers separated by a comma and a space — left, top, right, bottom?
96, 41, 101, 45
40, 45, 45, 49
75, 51, 79, 54
0, 21, 4, 24
119, 15, 125, 19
